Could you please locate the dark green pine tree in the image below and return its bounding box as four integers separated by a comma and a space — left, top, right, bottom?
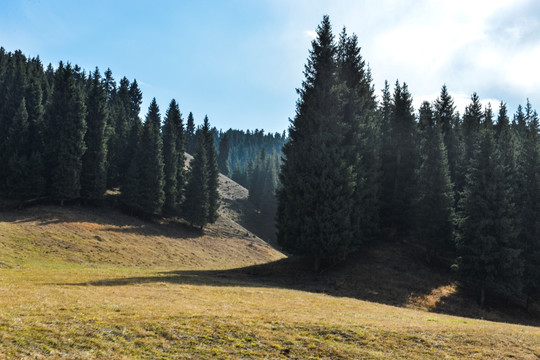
183, 129, 209, 228
336, 28, 380, 244
434, 85, 462, 192
203, 115, 220, 223
107, 76, 130, 187
128, 79, 143, 122
186, 112, 196, 154
277, 15, 355, 268
81, 68, 108, 202
516, 113, 540, 311
379, 81, 419, 239
217, 132, 231, 176
162, 99, 183, 214
46, 62, 87, 203
414, 102, 455, 262
137, 101, 165, 215
5, 99, 34, 200
24, 64, 47, 198
462, 93, 483, 165
455, 126, 522, 307
121, 117, 143, 211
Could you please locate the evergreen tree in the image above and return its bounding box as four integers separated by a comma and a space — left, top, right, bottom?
81, 68, 108, 201
337, 28, 380, 244
106, 76, 130, 187
277, 15, 356, 267
203, 115, 220, 223
186, 112, 196, 154
434, 85, 463, 199
415, 102, 454, 262
217, 132, 231, 176
516, 113, 540, 310
5, 99, 33, 199
379, 81, 419, 239
183, 129, 209, 228
121, 117, 143, 211
462, 93, 483, 165
162, 99, 183, 213
455, 126, 522, 306
45, 62, 87, 203
137, 101, 165, 215
128, 79, 143, 122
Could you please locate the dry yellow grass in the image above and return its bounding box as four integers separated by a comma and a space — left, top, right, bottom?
0, 205, 538, 358
0, 266, 538, 359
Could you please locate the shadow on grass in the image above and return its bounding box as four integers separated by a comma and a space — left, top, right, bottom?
0, 204, 205, 240
63, 241, 540, 327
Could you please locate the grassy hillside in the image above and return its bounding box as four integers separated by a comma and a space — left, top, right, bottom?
0, 178, 538, 358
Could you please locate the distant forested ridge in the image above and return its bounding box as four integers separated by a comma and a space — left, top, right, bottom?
277, 16, 540, 309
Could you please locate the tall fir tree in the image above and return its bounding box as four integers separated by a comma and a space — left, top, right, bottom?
45, 62, 87, 203
456, 126, 522, 306
277, 15, 356, 268
137, 101, 165, 215
203, 115, 220, 223
414, 102, 455, 262
81, 68, 108, 201
516, 112, 540, 311
183, 129, 209, 228
186, 112, 196, 154
337, 28, 380, 244
162, 99, 184, 213
379, 81, 419, 239
462, 93, 483, 165
121, 117, 143, 211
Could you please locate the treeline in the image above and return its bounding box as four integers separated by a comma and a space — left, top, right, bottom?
0, 48, 219, 228
278, 16, 540, 308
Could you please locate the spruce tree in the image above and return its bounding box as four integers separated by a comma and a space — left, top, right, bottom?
516, 113, 540, 310
162, 99, 183, 213
121, 117, 143, 211
337, 28, 380, 244
186, 112, 196, 154
379, 81, 419, 239
456, 126, 522, 306
46, 62, 87, 203
81, 68, 108, 201
137, 101, 165, 215
183, 129, 209, 228
462, 93, 483, 165
106, 76, 130, 187
277, 15, 355, 267
203, 115, 220, 223
5, 99, 33, 199
415, 102, 454, 262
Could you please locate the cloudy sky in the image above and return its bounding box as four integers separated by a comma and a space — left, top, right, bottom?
1, 0, 538, 132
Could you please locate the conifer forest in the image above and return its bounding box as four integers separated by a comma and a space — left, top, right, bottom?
0, 14, 539, 311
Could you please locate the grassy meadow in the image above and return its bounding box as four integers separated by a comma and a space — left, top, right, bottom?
0, 205, 538, 359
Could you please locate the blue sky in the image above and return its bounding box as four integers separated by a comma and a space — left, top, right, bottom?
1, 0, 539, 132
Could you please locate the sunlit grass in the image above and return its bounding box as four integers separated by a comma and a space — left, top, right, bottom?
0, 266, 538, 359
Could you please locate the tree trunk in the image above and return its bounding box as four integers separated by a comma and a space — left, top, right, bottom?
480, 286, 486, 308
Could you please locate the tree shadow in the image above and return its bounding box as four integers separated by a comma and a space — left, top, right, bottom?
62, 241, 540, 327
0, 204, 205, 240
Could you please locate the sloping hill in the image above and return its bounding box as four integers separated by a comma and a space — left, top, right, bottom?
0, 204, 283, 270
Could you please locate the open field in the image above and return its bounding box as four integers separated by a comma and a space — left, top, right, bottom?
0, 205, 538, 359
0, 265, 538, 359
